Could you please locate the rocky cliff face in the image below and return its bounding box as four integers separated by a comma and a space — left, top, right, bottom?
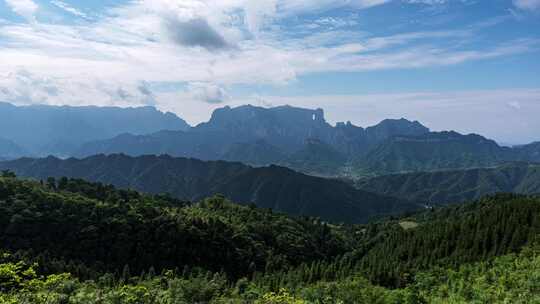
196, 105, 333, 152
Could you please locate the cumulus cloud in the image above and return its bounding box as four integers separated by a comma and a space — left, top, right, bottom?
4, 0, 38, 21
0, 69, 56, 104
165, 16, 231, 51
514, 0, 540, 11
0, 69, 159, 107
187, 82, 229, 104
137, 81, 157, 106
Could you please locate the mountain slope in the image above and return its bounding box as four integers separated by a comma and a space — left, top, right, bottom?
0, 102, 189, 156
74, 105, 336, 160
283, 138, 347, 175
195, 105, 335, 153
356, 162, 540, 204
364, 118, 430, 145
0, 175, 537, 303
0, 154, 418, 223
0, 175, 353, 279
0, 138, 26, 159
356, 131, 512, 175
221, 140, 287, 165
514, 142, 540, 162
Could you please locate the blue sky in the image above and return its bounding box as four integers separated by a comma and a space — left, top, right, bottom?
0, 0, 539, 144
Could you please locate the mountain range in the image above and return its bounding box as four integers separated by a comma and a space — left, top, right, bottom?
74, 105, 434, 176
0, 102, 189, 156
0, 154, 418, 223
1, 102, 539, 178
356, 162, 540, 205
74, 104, 540, 177
76, 105, 427, 159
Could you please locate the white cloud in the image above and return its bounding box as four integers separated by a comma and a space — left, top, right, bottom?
0, 0, 536, 115
0, 69, 157, 107
187, 82, 229, 103
4, 0, 38, 21
514, 0, 540, 11
50, 0, 88, 19
405, 0, 448, 4
507, 101, 522, 110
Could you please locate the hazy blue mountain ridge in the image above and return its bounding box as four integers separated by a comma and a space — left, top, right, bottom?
0, 137, 27, 159
75, 104, 433, 176
2, 102, 540, 177
0, 102, 189, 156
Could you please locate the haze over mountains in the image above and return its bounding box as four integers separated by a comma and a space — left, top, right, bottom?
74, 105, 432, 174
65, 104, 540, 177
0, 137, 26, 159
1, 101, 539, 224
1, 102, 539, 179
0, 102, 189, 157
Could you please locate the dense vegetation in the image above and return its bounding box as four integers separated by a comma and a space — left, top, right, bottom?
355, 132, 510, 176
0, 174, 351, 280
2, 247, 539, 303
356, 162, 540, 205
0, 172, 538, 303
0, 154, 416, 223
283, 139, 347, 176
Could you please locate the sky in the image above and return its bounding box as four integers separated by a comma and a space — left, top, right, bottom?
0, 0, 539, 144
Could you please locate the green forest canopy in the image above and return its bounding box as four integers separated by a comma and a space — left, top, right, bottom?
0, 172, 538, 303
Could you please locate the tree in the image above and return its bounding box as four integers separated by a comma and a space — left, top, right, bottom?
46, 177, 56, 190
0, 170, 16, 178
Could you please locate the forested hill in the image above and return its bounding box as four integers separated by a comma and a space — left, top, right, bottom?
356, 162, 540, 205
0, 154, 416, 223
0, 174, 353, 279
355, 131, 512, 175
0, 174, 538, 303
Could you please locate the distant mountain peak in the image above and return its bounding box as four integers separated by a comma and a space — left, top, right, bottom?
374, 118, 429, 130
207, 104, 327, 125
